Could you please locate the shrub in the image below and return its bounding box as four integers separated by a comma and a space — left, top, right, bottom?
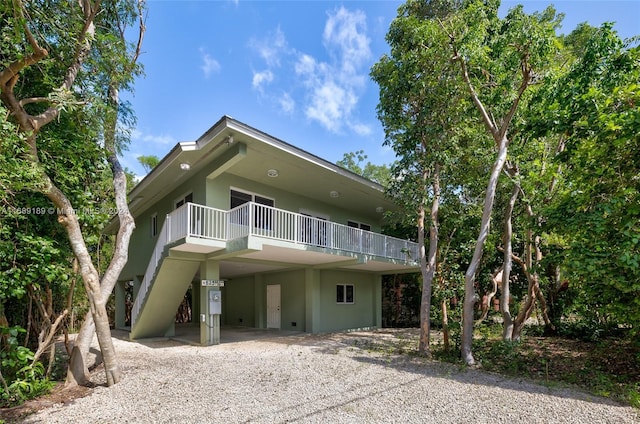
0, 326, 54, 407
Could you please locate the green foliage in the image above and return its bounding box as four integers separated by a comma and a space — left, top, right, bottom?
433, 323, 640, 407
137, 155, 161, 173
0, 0, 145, 352
336, 150, 391, 185
0, 326, 53, 407
536, 25, 640, 335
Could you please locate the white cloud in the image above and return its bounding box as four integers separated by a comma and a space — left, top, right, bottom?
323, 7, 371, 75
249, 26, 288, 68
349, 121, 372, 136
131, 129, 176, 145
199, 48, 221, 78
305, 81, 357, 132
294, 54, 317, 76
252, 69, 274, 92
248, 7, 372, 135
278, 92, 295, 114
294, 7, 372, 134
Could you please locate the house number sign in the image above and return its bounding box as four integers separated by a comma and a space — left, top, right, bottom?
201, 279, 225, 287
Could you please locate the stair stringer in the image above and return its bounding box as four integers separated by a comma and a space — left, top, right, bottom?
129, 256, 201, 339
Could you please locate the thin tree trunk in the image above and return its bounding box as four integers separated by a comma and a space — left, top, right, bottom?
445, 22, 532, 365
507, 232, 541, 340
476, 269, 500, 325
418, 166, 440, 357
501, 166, 520, 340
436, 228, 456, 351
441, 299, 450, 350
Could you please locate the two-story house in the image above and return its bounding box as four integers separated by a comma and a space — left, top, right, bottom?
113, 116, 420, 345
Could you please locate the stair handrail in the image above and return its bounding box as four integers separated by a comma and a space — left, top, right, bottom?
131, 214, 170, 327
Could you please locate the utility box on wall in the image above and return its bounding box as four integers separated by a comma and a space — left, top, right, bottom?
209, 290, 222, 315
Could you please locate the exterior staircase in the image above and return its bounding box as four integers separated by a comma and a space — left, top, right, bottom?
129, 216, 199, 339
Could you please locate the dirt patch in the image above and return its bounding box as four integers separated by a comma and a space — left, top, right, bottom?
0, 382, 93, 423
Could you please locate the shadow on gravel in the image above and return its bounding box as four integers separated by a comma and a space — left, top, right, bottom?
295, 329, 633, 410
111, 326, 633, 411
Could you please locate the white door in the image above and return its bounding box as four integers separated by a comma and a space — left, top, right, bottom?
266, 284, 281, 329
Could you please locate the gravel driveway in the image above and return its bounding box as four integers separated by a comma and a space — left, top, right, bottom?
22, 329, 639, 423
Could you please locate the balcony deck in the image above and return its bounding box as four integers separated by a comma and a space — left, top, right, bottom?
165, 202, 420, 267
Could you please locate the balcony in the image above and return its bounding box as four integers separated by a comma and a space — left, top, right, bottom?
165, 202, 419, 263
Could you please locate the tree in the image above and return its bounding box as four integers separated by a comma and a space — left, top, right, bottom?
371, 0, 466, 356
434, 0, 560, 365
0, 0, 144, 386
373, 0, 560, 363
536, 25, 640, 335
137, 155, 160, 173
336, 150, 391, 185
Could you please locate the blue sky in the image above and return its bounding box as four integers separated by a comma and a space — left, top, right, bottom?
121, 0, 640, 178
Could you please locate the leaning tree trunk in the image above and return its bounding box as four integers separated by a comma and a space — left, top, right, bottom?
461, 136, 509, 365
476, 269, 501, 325
418, 166, 440, 357
42, 178, 123, 386
66, 3, 144, 385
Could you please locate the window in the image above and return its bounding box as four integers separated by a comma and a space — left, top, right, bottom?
347, 220, 371, 231
336, 284, 354, 304
230, 189, 275, 230
150, 213, 158, 237
230, 189, 273, 208
299, 209, 329, 246
175, 192, 193, 209
230, 189, 252, 208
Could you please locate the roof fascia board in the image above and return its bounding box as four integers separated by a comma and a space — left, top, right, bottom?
128, 141, 197, 200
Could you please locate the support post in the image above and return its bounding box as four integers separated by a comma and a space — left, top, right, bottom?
199, 260, 221, 345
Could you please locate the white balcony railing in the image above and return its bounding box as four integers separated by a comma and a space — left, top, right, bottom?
169, 203, 228, 243
169, 202, 419, 262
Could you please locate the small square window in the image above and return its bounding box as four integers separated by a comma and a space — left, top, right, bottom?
336, 284, 354, 304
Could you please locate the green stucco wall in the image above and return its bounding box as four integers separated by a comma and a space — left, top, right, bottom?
222, 267, 381, 334
317, 270, 379, 333
221, 276, 255, 327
